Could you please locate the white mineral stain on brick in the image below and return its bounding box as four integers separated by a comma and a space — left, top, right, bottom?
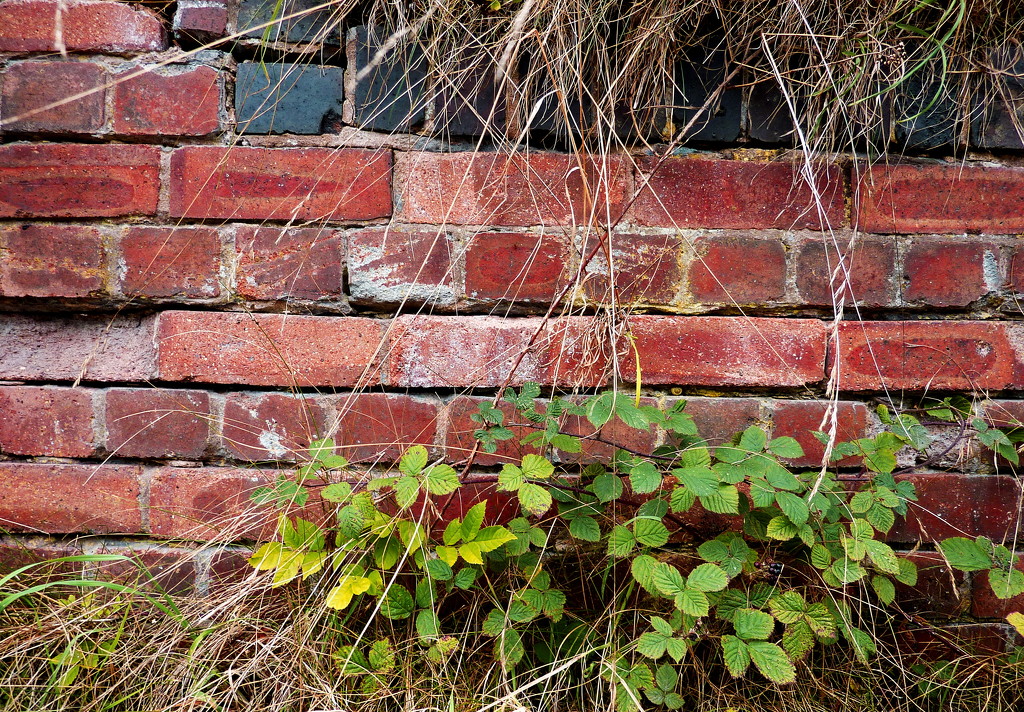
258, 429, 288, 458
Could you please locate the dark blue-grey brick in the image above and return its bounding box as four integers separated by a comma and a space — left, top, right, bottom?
235, 62, 343, 134
236, 0, 339, 44
347, 25, 428, 132
672, 45, 741, 143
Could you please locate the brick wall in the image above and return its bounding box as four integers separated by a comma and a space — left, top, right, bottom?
0, 0, 1021, 631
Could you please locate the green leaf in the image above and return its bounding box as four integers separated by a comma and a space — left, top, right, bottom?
747, 641, 796, 684
768, 436, 804, 459
664, 638, 690, 663
453, 566, 477, 590
686, 563, 729, 592
700, 485, 740, 514
636, 632, 669, 659
939, 537, 994, 571
631, 555, 661, 595
863, 539, 900, 575
379, 585, 414, 620
471, 526, 517, 552
586, 392, 615, 427
634, 518, 670, 548
496, 628, 524, 669
652, 563, 686, 596
828, 558, 866, 584
721, 635, 751, 678
518, 483, 553, 517
521, 454, 555, 479
394, 476, 420, 509
424, 558, 453, 581
863, 448, 897, 474
865, 503, 896, 533
400, 445, 428, 476
766, 516, 800, 541
416, 610, 440, 640
739, 426, 768, 453
775, 492, 809, 527
734, 609, 775, 641
368, 639, 396, 673
781, 620, 815, 661
673, 467, 718, 497
321, 482, 353, 503
849, 490, 873, 514
989, 568, 1024, 599
669, 485, 696, 513
337, 505, 365, 540
630, 462, 662, 494
550, 433, 582, 453
422, 464, 460, 495
608, 526, 636, 558
593, 473, 624, 502
616, 399, 651, 430
1008, 611, 1024, 636
810, 544, 833, 570
871, 574, 896, 605
461, 501, 487, 541
895, 558, 918, 586
675, 588, 710, 617
569, 515, 602, 542
655, 663, 678, 691
498, 464, 525, 492
768, 591, 806, 624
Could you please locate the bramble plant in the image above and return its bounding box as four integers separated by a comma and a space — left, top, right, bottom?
249, 388, 1024, 699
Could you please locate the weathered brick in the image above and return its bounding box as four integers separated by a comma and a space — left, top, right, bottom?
583, 233, 683, 306
972, 555, 1024, 619
857, 163, 1024, 234
1, 60, 106, 132
674, 397, 762, 447
0, 0, 167, 53
386, 316, 606, 388
794, 235, 895, 308
0, 462, 142, 534
157, 311, 384, 387
903, 238, 995, 307
561, 396, 662, 464
627, 316, 826, 387
0, 224, 105, 298
770, 399, 870, 467
237, 0, 337, 44
119, 226, 222, 299
93, 545, 196, 594
346, 25, 427, 132
395, 152, 630, 227
332, 393, 439, 463
236, 62, 343, 135
0, 314, 158, 382
628, 157, 845, 230
169, 146, 391, 221
0, 385, 96, 457
832, 321, 1024, 392
348, 227, 455, 306
893, 551, 969, 617
897, 623, 1016, 660
148, 466, 274, 541
673, 48, 742, 143
112, 65, 221, 136
746, 80, 794, 144
890, 473, 1023, 543
465, 232, 569, 303
443, 396, 542, 467
222, 392, 326, 461
0, 143, 161, 218
235, 225, 343, 301
173, 0, 228, 41
688, 233, 786, 304
105, 388, 212, 459
0, 539, 85, 579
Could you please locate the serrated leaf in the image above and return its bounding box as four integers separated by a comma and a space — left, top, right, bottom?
337, 505, 365, 539
425, 558, 453, 581
472, 526, 517, 552
631, 555, 661, 595
593, 472, 624, 502
775, 491, 809, 527
673, 467, 718, 497
804, 603, 836, 638
650, 616, 674, 636
652, 563, 686, 596
675, 588, 710, 617
630, 462, 662, 494
939, 537, 993, 571
655, 663, 678, 691
766, 516, 800, 541
453, 566, 477, 590
498, 464, 525, 492
700, 484, 740, 514
379, 585, 414, 620
496, 628, 524, 670
608, 525, 636, 557
863, 539, 900, 575
435, 545, 458, 567
865, 503, 896, 533
521, 454, 555, 479
321, 482, 353, 503
636, 632, 669, 659
1008, 611, 1024, 636
518, 483, 553, 517
415, 610, 440, 640
416, 578, 436, 608
849, 490, 873, 514
460, 501, 487, 541
768, 591, 806, 624
871, 574, 896, 605
828, 557, 866, 584
686, 563, 729, 592
989, 568, 1024, 599
400, 445, 428, 476
634, 518, 670, 548
722, 635, 751, 678
810, 543, 833, 570
422, 464, 460, 495
895, 557, 918, 586
747, 641, 796, 684
368, 639, 395, 673
734, 608, 775, 641
569, 515, 602, 542
586, 392, 615, 427
664, 638, 689, 663
394, 476, 420, 509
670, 485, 696, 513
768, 436, 804, 458
781, 620, 815, 661
325, 575, 371, 610
739, 426, 768, 453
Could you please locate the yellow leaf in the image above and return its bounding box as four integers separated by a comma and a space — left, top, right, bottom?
459, 542, 484, 565
248, 542, 285, 570
325, 576, 372, 610
1008, 611, 1024, 636
436, 546, 459, 567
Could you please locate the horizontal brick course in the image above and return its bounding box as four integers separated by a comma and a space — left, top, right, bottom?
0, 0, 167, 53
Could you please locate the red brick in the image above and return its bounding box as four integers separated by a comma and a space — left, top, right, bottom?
562, 396, 662, 464
93, 545, 196, 594
395, 152, 630, 226
332, 393, 439, 463
0, 540, 85, 579
896, 623, 1015, 660
0, 462, 142, 534
626, 316, 826, 387
148, 466, 274, 541
675, 397, 762, 447
0, 0, 167, 53
583, 233, 683, 306
0, 224, 105, 298
173, 0, 228, 39
833, 321, 1024, 392
0, 143, 160, 218
348, 227, 455, 305
688, 233, 786, 304
1, 60, 105, 132
235, 225, 343, 301
795, 235, 894, 307
972, 555, 1024, 619
222, 392, 326, 461
465, 232, 569, 303
628, 157, 845, 230
157, 311, 384, 387
119, 226, 222, 298
858, 163, 1024, 234
105, 388, 211, 459
112, 65, 221, 136
0, 385, 96, 457
903, 238, 995, 307
893, 551, 969, 617
443, 396, 543, 467
890, 473, 1023, 543
169, 146, 392, 221
0, 313, 158, 382
1009, 247, 1024, 294
770, 399, 869, 467
386, 315, 606, 388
